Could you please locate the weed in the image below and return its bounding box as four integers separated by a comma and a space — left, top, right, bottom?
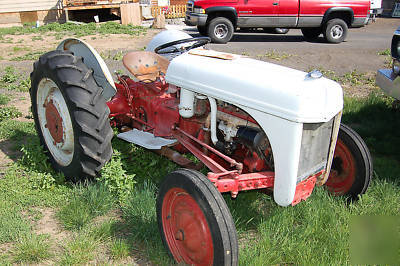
261, 50, 292, 61
378, 49, 391, 56
0, 106, 22, 121
0, 22, 147, 39
110, 239, 130, 259
113, 51, 124, 61
31, 36, 43, 41
11, 51, 44, 61
0, 66, 30, 91
98, 153, 136, 202
12, 46, 28, 52
0, 94, 10, 105
1, 66, 18, 83
12, 234, 52, 263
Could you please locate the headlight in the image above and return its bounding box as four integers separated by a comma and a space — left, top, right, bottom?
392, 59, 400, 76
193, 7, 205, 14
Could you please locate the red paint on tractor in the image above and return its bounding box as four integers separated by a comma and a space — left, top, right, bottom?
162, 187, 214, 265
324, 139, 356, 195
291, 170, 324, 206
45, 100, 64, 143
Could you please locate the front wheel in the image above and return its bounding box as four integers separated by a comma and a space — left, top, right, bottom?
157, 169, 238, 265
323, 18, 348, 43
30, 50, 113, 181
325, 124, 373, 199
208, 17, 234, 44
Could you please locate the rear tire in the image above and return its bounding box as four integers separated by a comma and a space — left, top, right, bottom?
208, 17, 234, 44
323, 18, 348, 43
157, 169, 238, 265
301, 27, 322, 40
30, 50, 113, 181
197, 25, 208, 36
325, 124, 373, 199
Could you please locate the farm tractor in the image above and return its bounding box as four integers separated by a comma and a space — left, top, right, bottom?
30, 30, 372, 265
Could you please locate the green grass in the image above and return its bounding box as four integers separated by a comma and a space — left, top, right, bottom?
0, 22, 147, 39
0, 66, 30, 91
110, 239, 130, 259
59, 233, 99, 265
12, 234, 52, 263
57, 183, 114, 230
0, 106, 21, 121
0, 94, 10, 105
10, 51, 44, 61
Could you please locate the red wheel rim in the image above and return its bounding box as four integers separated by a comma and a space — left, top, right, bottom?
162, 188, 214, 265
325, 139, 356, 195
45, 100, 64, 144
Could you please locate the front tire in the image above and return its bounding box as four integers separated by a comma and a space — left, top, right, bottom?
323, 18, 348, 43
208, 17, 234, 44
325, 124, 373, 199
30, 50, 113, 181
157, 169, 238, 265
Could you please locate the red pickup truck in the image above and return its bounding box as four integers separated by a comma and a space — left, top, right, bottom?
185, 0, 370, 44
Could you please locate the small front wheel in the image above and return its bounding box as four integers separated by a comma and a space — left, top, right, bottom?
157, 169, 238, 265
323, 18, 348, 43
208, 17, 234, 44
325, 124, 373, 199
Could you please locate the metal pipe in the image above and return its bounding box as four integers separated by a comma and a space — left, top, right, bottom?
208, 96, 218, 145
154, 146, 203, 170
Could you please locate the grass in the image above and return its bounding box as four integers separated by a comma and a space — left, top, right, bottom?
260, 50, 292, 61
12, 234, 52, 263
0, 66, 30, 91
0, 94, 10, 105
57, 183, 114, 230
0, 22, 147, 39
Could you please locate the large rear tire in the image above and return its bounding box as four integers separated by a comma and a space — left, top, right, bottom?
325, 124, 373, 199
157, 169, 238, 265
30, 50, 113, 181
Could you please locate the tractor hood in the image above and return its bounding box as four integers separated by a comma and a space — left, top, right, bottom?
165, 49, 343, 123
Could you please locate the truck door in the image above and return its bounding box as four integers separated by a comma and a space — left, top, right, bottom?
236, 0, 280, 27
276, 0, 299, 27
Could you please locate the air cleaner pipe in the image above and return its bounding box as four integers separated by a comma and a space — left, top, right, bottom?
208, 96, 218, 145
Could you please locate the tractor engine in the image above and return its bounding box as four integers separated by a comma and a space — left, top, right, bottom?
107, 76, 273, 174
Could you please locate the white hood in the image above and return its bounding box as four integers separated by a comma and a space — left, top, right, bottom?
166, 50, 343, 123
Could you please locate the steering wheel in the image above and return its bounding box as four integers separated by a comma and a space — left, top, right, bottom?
154, 37, 211, 55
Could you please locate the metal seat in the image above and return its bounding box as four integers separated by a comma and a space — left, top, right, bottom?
122, 51, 170, 83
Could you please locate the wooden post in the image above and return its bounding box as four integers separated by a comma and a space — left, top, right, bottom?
120, 3, 141, 26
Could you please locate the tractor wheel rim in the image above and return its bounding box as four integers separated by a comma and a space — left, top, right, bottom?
162, 188, 214, 265
325, 139, 356, 195
331, 25, 343, 39
214, 23, 228, 39
37, 78, 74, 166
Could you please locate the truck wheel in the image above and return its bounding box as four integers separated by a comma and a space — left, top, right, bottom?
30, 50, 113, 182
197, 25, 208, 36
157, 169, 238, 265
301, 28, 321, 40
323, 18, 348, 43
208, 17, 234, 44
325, 124, 372, 199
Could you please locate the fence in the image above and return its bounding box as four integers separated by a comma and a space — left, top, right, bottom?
63, 0, 135, 7
151, 5, 186, 18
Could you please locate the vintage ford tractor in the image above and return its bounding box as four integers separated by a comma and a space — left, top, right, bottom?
30, 30, 372, 265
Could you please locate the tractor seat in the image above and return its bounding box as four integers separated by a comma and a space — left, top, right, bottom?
122, 51, 170, 83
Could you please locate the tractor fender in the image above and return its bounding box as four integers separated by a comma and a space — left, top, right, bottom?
57, 38, 116, 101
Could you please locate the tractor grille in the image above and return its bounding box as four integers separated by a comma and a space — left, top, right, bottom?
186, 1, 194, 12
297, 117, 335, 182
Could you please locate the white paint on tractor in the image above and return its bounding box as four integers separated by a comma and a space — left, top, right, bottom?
37, 78, 74, 166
